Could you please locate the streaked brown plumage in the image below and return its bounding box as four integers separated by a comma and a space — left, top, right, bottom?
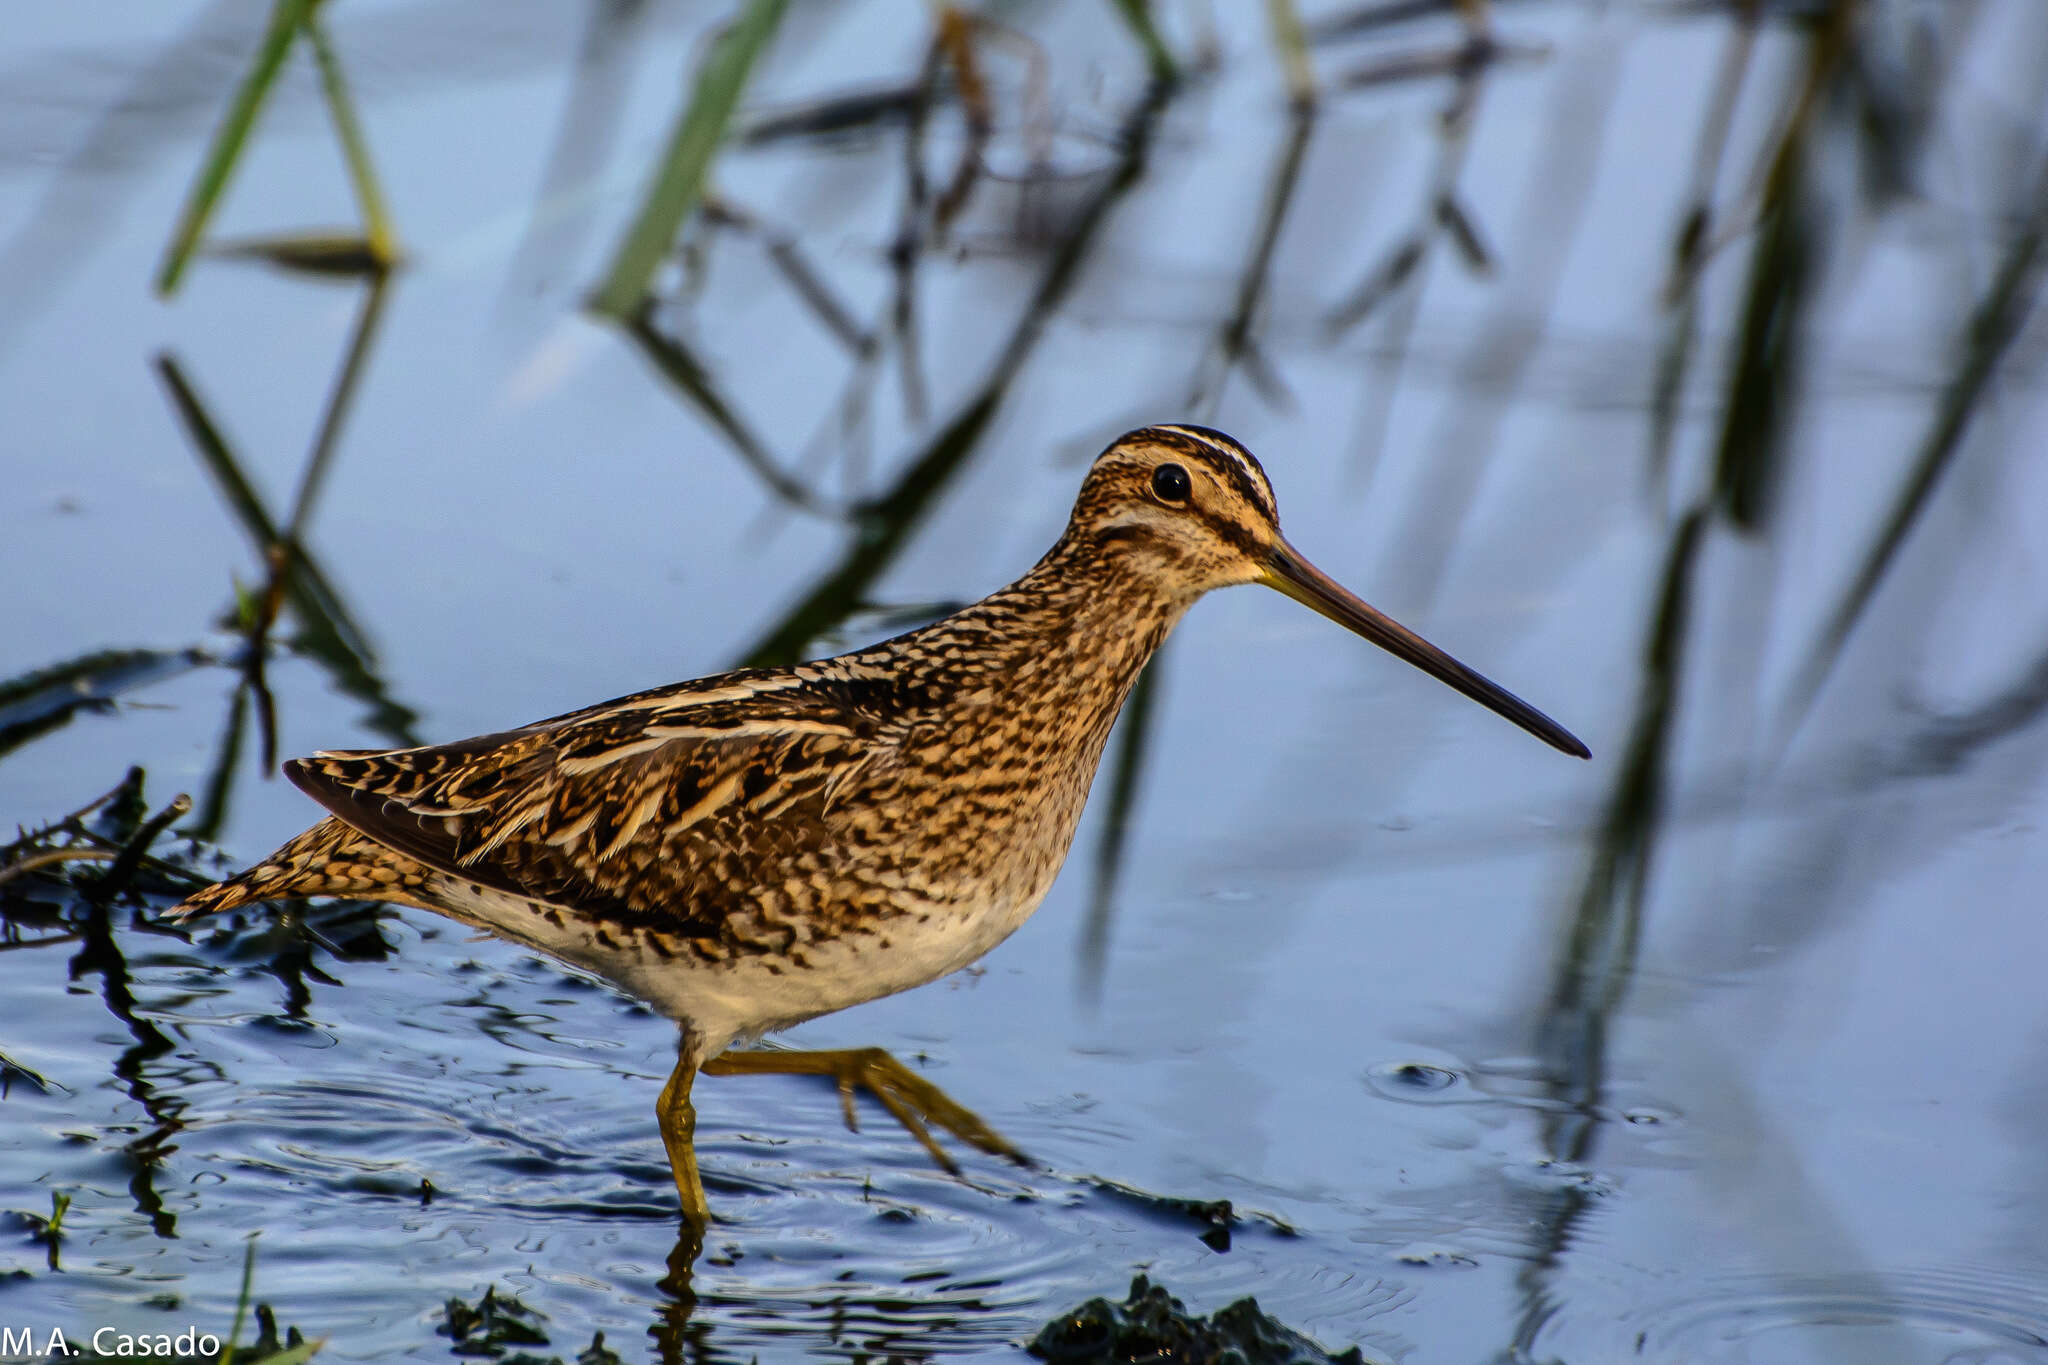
173, 424, 1587, 1226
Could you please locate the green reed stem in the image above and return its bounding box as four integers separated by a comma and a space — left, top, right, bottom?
1105, 0, 1178, 84
222, 1236, 258, 1360
305, 14, 400, 268
155, 0, 322, 296
1265, 0, 1316, 108
590, 0, 789, 320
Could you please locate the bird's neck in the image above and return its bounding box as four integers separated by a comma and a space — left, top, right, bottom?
896, 533, 1190, 751
848, 534, 1191, 916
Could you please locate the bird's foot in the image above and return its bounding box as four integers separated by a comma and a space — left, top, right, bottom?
703, 1046, 1029, 1177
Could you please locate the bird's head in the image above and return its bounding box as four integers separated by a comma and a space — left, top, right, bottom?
1069, 424, 1589, 758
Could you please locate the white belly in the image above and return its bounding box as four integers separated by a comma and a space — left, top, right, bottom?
410, 870, 1049, 1057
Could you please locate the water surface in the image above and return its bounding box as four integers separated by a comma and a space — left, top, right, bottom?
5, 2, 2048, 1361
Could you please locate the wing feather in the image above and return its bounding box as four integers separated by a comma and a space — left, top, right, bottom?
282, 671, 900, 932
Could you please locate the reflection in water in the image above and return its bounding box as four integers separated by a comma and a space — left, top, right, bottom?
1367, 20, 1619, 615
152, 265, 425, 840
0, 649, 209, 763
1500, 3, 2048, 1359
0, 0, 426, 845
621, 304, 847, 516
1323, 0, 1511, 482
0, 1, 252, 357
1188, 105, 1319, 417
1507, 505, 1701, 1360
504, 0, 653, 308
1785, 151, 2048, 731
3, 776, 198, 1241
738, 76, 1177, 668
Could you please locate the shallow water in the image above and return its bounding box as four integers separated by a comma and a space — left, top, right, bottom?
6, 1, 2048, 1361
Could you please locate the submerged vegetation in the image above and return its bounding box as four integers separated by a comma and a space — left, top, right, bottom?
1030, 1274, 1375, 1365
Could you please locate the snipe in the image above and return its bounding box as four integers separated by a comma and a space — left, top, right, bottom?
173, 424, 1587, 1225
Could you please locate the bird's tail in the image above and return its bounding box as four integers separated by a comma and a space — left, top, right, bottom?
168, 817, 429, 921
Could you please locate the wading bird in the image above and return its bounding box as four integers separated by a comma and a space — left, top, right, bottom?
173, 424, 1587, 1226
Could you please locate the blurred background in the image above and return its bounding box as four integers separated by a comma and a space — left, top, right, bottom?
4, 1, 2048, 1360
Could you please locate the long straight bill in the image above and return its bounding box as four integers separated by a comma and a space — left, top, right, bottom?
1261, 540, 1590, 759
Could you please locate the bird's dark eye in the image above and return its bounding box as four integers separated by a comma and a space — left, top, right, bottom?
1151, 463, 1191, 503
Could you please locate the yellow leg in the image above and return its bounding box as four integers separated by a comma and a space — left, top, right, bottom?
656, 1052, 709, 1228
702, 1046, 1029, 1177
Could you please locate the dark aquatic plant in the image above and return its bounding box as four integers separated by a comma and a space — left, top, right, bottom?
437, 1286, 625, 1365
1031, 1275, 1376, 1365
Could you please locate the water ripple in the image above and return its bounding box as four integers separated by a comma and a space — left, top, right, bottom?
1532, 1263, 2048, 1364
